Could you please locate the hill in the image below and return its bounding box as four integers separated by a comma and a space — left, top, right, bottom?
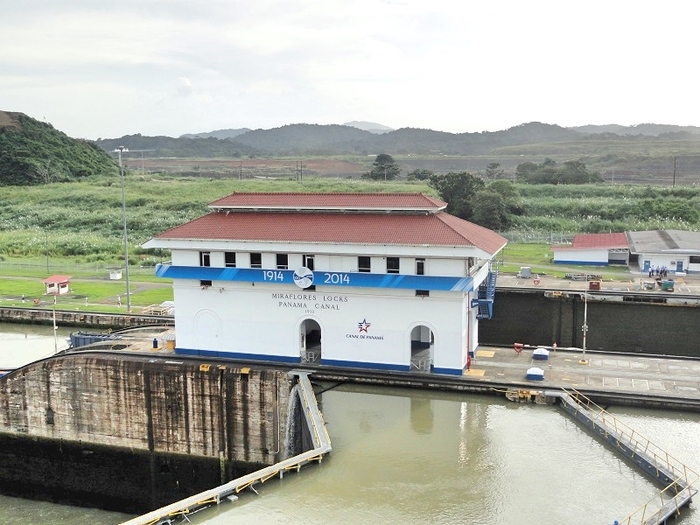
0, 111, 117, 186
95, 122, 584, 157
6, 109, 700, 185
571, 123, 700, 136
95, 134, 259, 159
179, 128, 251, 139
343, 121, 394, 134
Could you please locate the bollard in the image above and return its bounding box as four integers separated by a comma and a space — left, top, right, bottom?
152, 338, 158, 349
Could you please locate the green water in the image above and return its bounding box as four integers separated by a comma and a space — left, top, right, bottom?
1, 325, 699, 525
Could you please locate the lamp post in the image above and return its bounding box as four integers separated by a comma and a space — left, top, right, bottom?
115, 146, 131, 313
579, 292, 589, 365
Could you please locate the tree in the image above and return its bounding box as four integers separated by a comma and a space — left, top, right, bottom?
428, 172, 485, 220
487, 180, 524, 217
515, 161, 539, 181
362, 153, 401, 181
406, 168, 433, 181
484, 162, 504, 180
471, 190, 510, 230
515, 158, 601, 184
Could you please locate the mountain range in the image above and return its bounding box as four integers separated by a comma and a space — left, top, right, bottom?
4, 108, 700, 186
93, 121, 700, 159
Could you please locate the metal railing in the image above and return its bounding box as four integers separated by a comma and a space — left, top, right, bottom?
561, 388, 699, 525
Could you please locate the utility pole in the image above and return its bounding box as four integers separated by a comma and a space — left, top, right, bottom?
579, 293, 589, 365
673, 156, 677, 187
114, 146, 131, 313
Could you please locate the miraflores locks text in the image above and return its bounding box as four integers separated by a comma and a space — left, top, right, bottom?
271, 292, 348, 312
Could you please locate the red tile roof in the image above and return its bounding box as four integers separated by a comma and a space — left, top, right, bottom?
42, 275, 71, 284
572, 233, 628, 249
209, 192, 447, 211
153, 210, 507, 255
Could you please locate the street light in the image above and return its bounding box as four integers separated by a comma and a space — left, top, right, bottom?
579, 292, 589, 365
114, 146, 131, 313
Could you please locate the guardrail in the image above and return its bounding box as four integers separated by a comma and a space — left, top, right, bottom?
559, 388, 698, 525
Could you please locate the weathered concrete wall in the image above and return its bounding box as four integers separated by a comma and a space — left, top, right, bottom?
0, 353, 292, 513
0, 307, 172, 329
480, 290, 700, 356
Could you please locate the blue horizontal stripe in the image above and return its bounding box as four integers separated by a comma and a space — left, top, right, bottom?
156, 264, 474, 292
175, 348, 464, 376
433, 366, 464, 376
553, 260, 608, 266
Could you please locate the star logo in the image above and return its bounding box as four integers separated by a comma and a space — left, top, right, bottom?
358, 319, 371, 333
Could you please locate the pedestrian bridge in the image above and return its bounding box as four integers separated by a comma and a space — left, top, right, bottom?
553, 388, 698, 525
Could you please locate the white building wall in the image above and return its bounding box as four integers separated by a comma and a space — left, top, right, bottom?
174, 248, 473, 277
171, 280, 470, 373
640, 253, 690, 273
553, 248, 607, 264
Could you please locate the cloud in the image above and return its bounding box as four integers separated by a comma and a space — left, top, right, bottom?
2, 0, 700, 138
176, 77, 194, 97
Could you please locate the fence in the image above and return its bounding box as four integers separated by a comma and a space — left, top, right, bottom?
0, 260, 161, 278
500, 232, 575, 245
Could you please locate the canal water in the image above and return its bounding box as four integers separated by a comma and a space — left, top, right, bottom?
0, 324, 699, 525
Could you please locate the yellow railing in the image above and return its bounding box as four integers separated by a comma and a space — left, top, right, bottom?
561, 388, 698, 525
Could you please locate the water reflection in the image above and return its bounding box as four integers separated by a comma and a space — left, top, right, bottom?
0, 323, 72, 369
198, 384, 699, 525
410, 396, 433, 434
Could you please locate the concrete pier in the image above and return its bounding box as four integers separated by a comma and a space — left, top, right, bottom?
0, 350, 292, 513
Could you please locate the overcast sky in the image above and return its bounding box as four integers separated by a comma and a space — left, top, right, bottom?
2, 1, 698, 139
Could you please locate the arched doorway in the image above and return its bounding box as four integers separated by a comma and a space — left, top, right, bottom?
410, 325, 434, 372
300, 318, 322, 364
193, 309, 222, 351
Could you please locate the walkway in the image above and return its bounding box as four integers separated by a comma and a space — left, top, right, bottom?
464, 347, 700, 524
466, 344, 700, 408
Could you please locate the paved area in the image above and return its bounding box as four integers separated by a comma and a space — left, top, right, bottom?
466, 344, 700, 403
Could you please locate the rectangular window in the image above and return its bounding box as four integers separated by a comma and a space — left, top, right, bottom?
690, 256, 700, 264
358, 256, 371, 273
225, 252, 236, 267
250, 253, 262, 268
303, 254, 315, 271
200, 280, 212, 288
387, 257, 400, 274
276, 253, 289, 270
415, 290, 430, 297
199, 251, 211, 267
416, 258, 425, 275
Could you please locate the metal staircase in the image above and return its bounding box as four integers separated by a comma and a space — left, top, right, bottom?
471, 267, 498, 319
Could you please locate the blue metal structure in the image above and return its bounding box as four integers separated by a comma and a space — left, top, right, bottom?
471, 267, 498, 319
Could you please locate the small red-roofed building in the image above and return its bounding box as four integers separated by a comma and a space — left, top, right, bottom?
551, 232, 629, 266
42, 275, 71, 295
143, 192, 507, 375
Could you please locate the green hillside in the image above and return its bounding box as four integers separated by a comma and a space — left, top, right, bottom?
0, 111, 117, 186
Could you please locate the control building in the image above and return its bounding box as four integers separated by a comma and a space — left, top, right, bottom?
143, 193, 507, 375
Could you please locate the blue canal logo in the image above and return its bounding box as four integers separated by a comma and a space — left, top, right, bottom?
293, 267, 314, 289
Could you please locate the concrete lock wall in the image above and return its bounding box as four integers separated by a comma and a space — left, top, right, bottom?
479, 290, 700, 356
0, 353, 292, 513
